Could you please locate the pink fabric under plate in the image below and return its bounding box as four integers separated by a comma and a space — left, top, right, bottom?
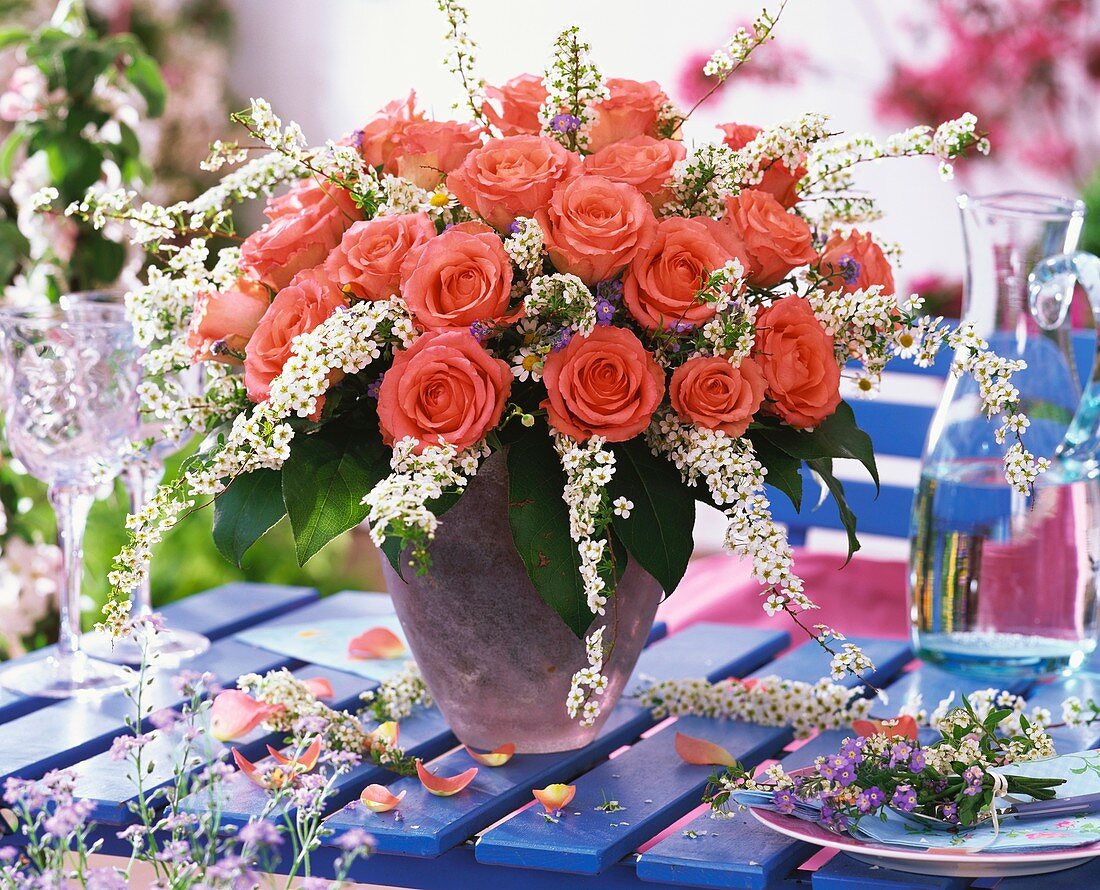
659, 550, 910, 640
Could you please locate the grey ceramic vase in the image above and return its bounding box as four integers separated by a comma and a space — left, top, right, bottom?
380, 450, 664, 753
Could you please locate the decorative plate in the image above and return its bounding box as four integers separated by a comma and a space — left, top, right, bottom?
750, 807, 1100, 878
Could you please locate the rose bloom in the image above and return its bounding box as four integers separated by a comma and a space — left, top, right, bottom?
325, 212, 436, 300
704, 191, 816, 288
244, 273, 347, 403
718, 122, 807, 209
670, 355, 766, 437
239, 179, 357, 292
358, 91, 424, 169
582, 136, 686, 210
392, 120, 484, 189
377, 329, 511, 452
446, 135, 582, 230
399, 224, 516, 330
622, 217, 728, 331
586, 78, 669, 153
541, 326, 665, 442
537, 175, 658, 284
819, 229, 896, 295
754, 296, 841, 428
187, 278, 270, 365
481, 73, 547, 136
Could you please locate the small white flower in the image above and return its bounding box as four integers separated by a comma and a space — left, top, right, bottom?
612, 497, 633, 519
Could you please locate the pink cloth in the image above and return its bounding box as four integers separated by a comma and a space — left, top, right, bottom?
659, 550, 910, 640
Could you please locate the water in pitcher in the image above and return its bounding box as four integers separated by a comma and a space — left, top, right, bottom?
910, 457, 1100, 680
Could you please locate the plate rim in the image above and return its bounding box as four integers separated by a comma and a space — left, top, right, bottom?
750, 806, 1100, 865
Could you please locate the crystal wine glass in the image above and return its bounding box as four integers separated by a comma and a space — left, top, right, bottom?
61, 290, 211, 666
0, 305, 141, 697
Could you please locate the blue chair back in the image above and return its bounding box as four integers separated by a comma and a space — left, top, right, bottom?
767, 331, 1096, 547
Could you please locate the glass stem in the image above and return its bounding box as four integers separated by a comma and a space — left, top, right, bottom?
126, 459, 164, 617
48, 485, 95, 659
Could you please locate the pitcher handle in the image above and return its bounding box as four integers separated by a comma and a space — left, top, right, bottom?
1029, 251, 1100, 474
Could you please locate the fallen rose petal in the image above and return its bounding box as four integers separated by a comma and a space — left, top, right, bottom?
533, 783, 576, 813
367, 721, 400, 749
675, 731, 738, 767
415, 760, 478, 796
304, 677, 334, 700
211, 690, 284, 741
348, 627, 406, 660
231, 747, 259, 780
360, 784, 407, 813
266, 736, 323, 772
464, 743, 515, 767
851, 716, 919, 741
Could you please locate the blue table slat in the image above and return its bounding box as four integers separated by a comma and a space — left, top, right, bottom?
635, 809, 814, 890
812, 853, 971, 889
69, 664, 371, 824
475, 715, 784, 875
322, 624, 789, 859
747, 636, 913, 690
997, 854, 1100, 888
0, 591, 391, 782
0, 583, 318, 724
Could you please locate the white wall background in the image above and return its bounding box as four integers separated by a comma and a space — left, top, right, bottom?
224, 0, 1063, 289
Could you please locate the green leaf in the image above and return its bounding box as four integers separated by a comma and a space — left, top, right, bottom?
0, 220, 29, 286
748, 434, 803, 511
69, 234, 125, 288
212, 468, 286, 566
756, 401, 879, 492
0, 28, 30, 51
124, 52, 166, 117
0, 127, 28, 181
283, 416, 391, 564
378, 488, 464, 578
609, 439, 694, 594
806, 457, 861, 563
44, 136, 104, 200
507, 428, 593, 638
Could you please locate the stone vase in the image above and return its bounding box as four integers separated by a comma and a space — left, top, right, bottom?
380, 451, 663, 753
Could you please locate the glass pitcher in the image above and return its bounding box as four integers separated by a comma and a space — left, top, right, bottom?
909, 192, 1100, 681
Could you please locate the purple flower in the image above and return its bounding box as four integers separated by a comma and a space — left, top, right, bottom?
43, 800, 93, 837
596, 279, 623, 304
856, 786, 885, 814
148, 708, 180, 731
507, 220, 522, 236
837, 254, 861, 286
595, 299, 615, 325
834, 764, 857, 787
85, 867, 128, 890
551, 113, 582, 133
336, 827, 375, 852
351, 129, 364, 151
890, 785, 918, 812
294, 715, 330, 736
888, 741, 913, 769
155, 840, 190, 862
367, 377, 383, 399
108, 733, 154, 762
238, 819, 282, 848
0, 847, 16, 863
819, 798, 849, 833
470, 320, 494, 342
839, 737, 865, 765
963, 766, 984, 797
908, 749, 926, 772
772, 788, 796, 814
550, 327, 573, 352
672, 321, 694, 334
820, 754, 848, 782
941, 801, 959, 823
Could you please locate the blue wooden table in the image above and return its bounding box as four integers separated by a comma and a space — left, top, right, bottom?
4, 583, 1100, 889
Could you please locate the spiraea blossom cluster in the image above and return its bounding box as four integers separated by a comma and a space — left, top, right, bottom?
71, 1, 1040, 728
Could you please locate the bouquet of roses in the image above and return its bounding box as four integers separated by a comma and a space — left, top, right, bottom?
63, 1, 1047, 726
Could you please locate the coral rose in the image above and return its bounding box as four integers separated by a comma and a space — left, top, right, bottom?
704, 191, 816, 288
670, 355, 766, 437
582, 136, 686, 210
446, 135, 582, 230
358, 91, 424, 169
239, 179, 357, 292
481, 73, 547, 136
399, 224, 516, 331
622, 217, 728, 331
541, 326, 665, 442
536, 175, 658, 285
717, 122, 808, 209
186, 278, 270, 365
819, 229, 895, 295
244, 274, 347, 403
325, 212, 436, 300
392, 120, 484, 189
754, 296, 841, 428
377, 329, 511, 452
586, 78, 668, 153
